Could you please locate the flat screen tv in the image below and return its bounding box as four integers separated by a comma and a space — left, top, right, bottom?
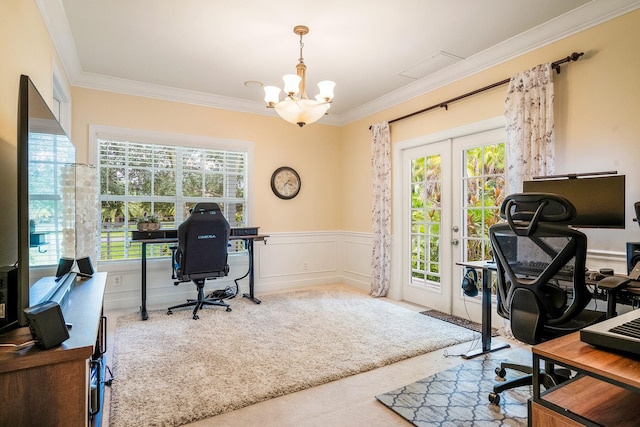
16, 75, 76, 327
522, 173, 625, 229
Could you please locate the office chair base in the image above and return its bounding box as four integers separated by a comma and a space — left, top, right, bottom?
488, 361, 570, 405
167, 300, 232, 319
167, 284, 232, 319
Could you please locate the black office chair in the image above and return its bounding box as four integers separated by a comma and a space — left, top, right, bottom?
488, 193, 605, 404
167, 202, 232, 319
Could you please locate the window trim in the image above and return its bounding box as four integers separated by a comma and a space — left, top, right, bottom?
89, 125, 254, 225
52, 61, 72, 135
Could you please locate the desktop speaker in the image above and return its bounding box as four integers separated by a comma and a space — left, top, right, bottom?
461, 268, 479, 297
76, 256, 94, 277
55, 257, 75, 278
23, 301, 69, 350
626, 242, 640, 275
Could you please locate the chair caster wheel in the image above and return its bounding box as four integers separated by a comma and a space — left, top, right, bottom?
495, 367, 506, 378
488, 392, 501, 405
193, 314, 199, 320
226, 307, 232, 312
167, 310, 173, 315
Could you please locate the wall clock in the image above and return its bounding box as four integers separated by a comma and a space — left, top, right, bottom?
271, 166, 301, 200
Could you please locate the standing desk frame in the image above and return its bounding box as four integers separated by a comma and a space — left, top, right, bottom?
131, 230, 267, 320
456, 260, 511, 359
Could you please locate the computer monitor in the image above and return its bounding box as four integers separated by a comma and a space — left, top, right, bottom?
522, 174, 625, 229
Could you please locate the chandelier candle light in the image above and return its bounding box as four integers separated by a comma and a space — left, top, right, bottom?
264, 25, 335, 127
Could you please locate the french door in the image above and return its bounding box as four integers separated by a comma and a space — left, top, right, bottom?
400, 126, 506, 323
402, 140, 452, 312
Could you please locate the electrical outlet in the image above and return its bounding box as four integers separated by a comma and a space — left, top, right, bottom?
113, 275, 122, 287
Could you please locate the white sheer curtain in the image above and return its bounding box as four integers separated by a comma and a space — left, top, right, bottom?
504, 63, 555, 193
370, 122, 391, 297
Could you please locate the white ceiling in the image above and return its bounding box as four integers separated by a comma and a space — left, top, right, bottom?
39, 0, 640, 126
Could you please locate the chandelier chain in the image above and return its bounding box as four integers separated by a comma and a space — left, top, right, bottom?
299, 37, 304, 63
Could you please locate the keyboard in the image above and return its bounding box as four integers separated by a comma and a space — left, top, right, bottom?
511, 262, 574, 280
580, 309, 640, 356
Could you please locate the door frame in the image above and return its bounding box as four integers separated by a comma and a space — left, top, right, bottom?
389, 116, 504, 301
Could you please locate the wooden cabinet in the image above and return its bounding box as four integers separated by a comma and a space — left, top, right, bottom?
530, 401, 583, 427
530, 332, 640, 426
0, 272, 107, 426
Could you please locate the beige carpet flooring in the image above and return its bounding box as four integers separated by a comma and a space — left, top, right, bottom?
109, 286, 478, 426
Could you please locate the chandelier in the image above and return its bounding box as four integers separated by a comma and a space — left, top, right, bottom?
264, 25, 335, 127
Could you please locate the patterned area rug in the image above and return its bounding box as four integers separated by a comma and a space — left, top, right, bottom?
421, 309, 500, 337
376, 357, 529, 426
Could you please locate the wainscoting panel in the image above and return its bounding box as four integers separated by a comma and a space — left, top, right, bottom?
101, 231, 374, 310
101, 255, 250, 311
99, 232, 625, 311
259, 235, 338, 277
342, 232, 374, 292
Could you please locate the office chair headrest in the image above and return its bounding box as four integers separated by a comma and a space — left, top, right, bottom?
500, 193, 576, 236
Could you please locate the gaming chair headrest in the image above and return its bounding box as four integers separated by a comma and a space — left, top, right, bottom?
191, 202, 223, 214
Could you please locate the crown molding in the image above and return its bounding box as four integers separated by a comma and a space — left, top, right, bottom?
339, 0, 640, 126
38, 0, 640, 128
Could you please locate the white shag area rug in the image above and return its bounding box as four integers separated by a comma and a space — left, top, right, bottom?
109, 287, 476, 426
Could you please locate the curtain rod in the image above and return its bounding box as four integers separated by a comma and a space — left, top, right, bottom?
370, 52, 584, 129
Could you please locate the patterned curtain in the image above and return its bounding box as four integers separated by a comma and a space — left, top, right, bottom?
370, 122, 391, 297
504, 63, 555, 193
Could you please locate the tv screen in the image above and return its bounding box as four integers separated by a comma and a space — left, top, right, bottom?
522, 174, 625, 229
17, 75, 76, 327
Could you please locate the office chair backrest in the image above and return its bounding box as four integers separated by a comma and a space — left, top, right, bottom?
176, 202, 230, 281
490, 193, 591, 344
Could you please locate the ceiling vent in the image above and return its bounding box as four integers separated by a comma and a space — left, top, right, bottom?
399, 51, 465, 80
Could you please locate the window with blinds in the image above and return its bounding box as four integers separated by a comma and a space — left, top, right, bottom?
98, 138, 247, 261
29, 132, 76, 266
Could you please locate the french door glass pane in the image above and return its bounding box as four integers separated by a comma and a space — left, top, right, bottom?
462, 143, 505, 263
410, 154, 442, 287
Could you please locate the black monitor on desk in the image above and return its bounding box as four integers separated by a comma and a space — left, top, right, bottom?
523, 173, 625, 229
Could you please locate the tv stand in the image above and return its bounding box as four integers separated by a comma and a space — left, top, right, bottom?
0, 272, 107, 426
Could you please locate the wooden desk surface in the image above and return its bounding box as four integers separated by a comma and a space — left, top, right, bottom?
533, 331, 640, 390
131, 230, 268, 244
0, 272, 106, 373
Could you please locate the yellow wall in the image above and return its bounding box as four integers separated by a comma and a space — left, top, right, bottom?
340, 10, 640, 252
0, 0, 69, 265
70, 88, 342, 232
2, 2, 639, 267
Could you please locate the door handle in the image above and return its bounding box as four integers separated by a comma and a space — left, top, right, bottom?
451, 239, 459, 246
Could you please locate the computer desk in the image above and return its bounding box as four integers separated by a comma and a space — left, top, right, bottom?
131, 230, 268, 320
455, 260, 511, 359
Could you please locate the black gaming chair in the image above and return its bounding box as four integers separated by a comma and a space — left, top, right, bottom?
167, 202, 232, 319
488, 193, 605, 404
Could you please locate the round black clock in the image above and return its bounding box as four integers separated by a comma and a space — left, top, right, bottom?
271, 166, 301, 199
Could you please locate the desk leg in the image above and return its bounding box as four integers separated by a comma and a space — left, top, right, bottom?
241, 238, 261, 304
140, 242, 149, 320
462, 267, 509, 359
